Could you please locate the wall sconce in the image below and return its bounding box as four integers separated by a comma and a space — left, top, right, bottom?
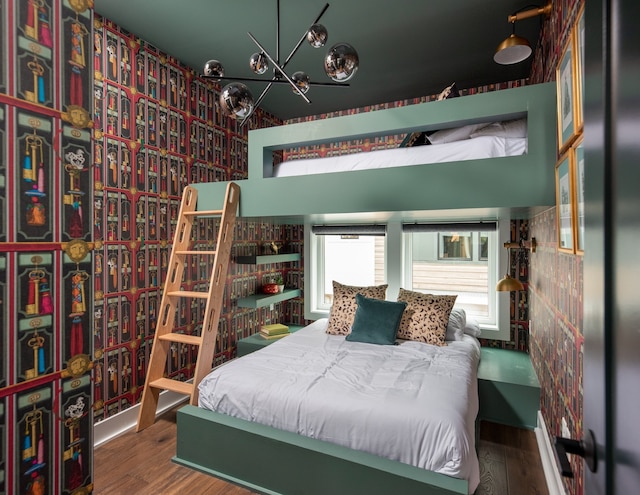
496, 238, 537, 291
494, 3, 552, 65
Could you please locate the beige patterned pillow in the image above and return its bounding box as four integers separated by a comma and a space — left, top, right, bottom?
396, 289, 457, 346
326, 281, 388, 335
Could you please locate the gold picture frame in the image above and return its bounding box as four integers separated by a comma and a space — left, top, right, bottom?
572, 135, 585, 254
573, 5, 585, 131
555, 152, 575, 253
556, 33, 578, 152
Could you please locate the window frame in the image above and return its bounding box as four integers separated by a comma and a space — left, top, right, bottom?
304, 219, 511, 341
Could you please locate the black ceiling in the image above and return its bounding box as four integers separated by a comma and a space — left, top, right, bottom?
94, 0, 544, 121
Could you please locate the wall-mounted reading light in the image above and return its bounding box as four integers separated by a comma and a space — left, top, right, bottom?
494, 3, 552, 65
496, 238, 537, 291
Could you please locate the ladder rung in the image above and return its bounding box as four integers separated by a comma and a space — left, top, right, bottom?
149, 377, 194, 396
183, 209, 223, 217
158, 333, 202, 346
166, 290, 209, 299
174, 250, 217, 256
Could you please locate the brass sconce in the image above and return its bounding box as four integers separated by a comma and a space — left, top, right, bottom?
494, 3, 552, 65
496, 238, 537, 291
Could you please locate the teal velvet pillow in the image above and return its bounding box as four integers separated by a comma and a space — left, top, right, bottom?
345, 294, 407, 345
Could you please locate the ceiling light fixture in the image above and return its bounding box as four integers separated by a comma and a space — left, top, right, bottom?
496, 238, 536, 292
201, 0, 359, 123
494, 3, 552, 65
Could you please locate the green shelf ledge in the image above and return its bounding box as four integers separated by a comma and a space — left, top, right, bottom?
236, 253, 301, 264
236, 288, 302, 309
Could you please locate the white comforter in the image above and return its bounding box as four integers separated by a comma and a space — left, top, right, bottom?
273, 135, 526, 177
198, 319, 481, 493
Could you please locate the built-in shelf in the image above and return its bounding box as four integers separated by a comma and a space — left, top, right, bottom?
236, 253, 301, 264
237, 288, 302, 309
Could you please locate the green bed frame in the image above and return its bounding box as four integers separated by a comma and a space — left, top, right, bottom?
174, 405, 468, 495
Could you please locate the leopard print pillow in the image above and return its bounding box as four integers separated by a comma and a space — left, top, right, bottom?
396, 289, 457, 346
326, 281, 388, 335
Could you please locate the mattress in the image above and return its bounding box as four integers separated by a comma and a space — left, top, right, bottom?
273, 135, 527, 177
198, 318, 481, 493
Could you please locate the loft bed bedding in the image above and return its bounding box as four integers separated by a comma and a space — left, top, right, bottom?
191, 83, 556, 218
196, 318, 481, 494
274, 133, 527, 177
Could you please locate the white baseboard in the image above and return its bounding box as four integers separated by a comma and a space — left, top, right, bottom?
535, 411, 567, 495
93, 390, 188, 448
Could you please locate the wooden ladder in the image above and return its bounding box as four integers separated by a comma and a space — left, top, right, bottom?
136, 182, 240, 432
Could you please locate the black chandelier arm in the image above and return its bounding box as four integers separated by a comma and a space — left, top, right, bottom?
201, 74, 348, 87
247, 2, 330, 122
282, 3, 330, 68
247, 32, 311, 103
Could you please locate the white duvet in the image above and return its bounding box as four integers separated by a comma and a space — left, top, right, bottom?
273, 135, 526, 177
198, 318, 481, 494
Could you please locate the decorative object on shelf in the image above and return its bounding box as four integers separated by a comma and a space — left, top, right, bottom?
201, 0, 358, 122
268, 241, 281, 254
494, 2, 552, 65
262, 283, 280, 295
496, 237, 536, 291
274, 274, 285, 293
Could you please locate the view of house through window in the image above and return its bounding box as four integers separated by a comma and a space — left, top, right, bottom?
408, 231, 492, 320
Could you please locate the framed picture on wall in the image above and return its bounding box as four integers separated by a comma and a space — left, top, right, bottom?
556, 34, 577, 152
556, 152, 575, 253
573, 136, 585, 253
573, 5, 585, 131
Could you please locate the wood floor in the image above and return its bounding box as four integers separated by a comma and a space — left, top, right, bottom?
94, 407, 548, 495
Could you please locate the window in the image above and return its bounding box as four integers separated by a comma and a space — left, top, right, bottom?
305, 220, 510, 340
405, 228, 495, 323
309, 226, 385, 311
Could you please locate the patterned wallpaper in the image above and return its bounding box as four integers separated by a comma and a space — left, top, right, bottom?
528, 1, 585, 494
0, 1, 94, 493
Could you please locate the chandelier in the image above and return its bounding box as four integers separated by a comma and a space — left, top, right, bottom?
201, 1, 359, 123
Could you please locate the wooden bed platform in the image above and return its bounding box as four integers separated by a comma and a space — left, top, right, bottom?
173, 405, 468, 495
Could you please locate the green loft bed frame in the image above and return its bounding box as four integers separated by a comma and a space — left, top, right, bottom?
174, 404, 468, 495
192, 82, 556, 220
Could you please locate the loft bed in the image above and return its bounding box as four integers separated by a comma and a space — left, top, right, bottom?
191, 82, 556, 220
174, 83, 557, 494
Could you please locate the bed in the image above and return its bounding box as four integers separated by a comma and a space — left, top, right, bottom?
174, 293, 483, 495
191, 82, 556, 219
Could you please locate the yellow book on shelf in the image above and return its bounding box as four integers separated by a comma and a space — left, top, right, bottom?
259, 330, 290, 340
260, 323, 289, 336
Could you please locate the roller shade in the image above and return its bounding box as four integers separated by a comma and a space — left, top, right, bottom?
311, 224, 386, 236
401, 221, 497, 233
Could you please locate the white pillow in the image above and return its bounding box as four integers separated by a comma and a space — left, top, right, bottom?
469, 118, 527, 139
463, 319, 481, 338
428, 123, 490, 145
446, 307, 467, 341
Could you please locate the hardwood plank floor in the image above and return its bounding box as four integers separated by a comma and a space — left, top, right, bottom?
94, 408, 548, 495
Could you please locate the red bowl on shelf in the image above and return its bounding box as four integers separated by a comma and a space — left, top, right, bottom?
262, 283, 279, 294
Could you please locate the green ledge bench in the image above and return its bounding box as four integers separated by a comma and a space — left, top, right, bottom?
477, 347, 541, 430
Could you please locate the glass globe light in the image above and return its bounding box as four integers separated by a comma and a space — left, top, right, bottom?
324, 43, 359, 82
307, 24, 328, 48
219, 83, 254, 120
203, 59, 225, 80
291, 71, 311, 95
249, 52, 269, 75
